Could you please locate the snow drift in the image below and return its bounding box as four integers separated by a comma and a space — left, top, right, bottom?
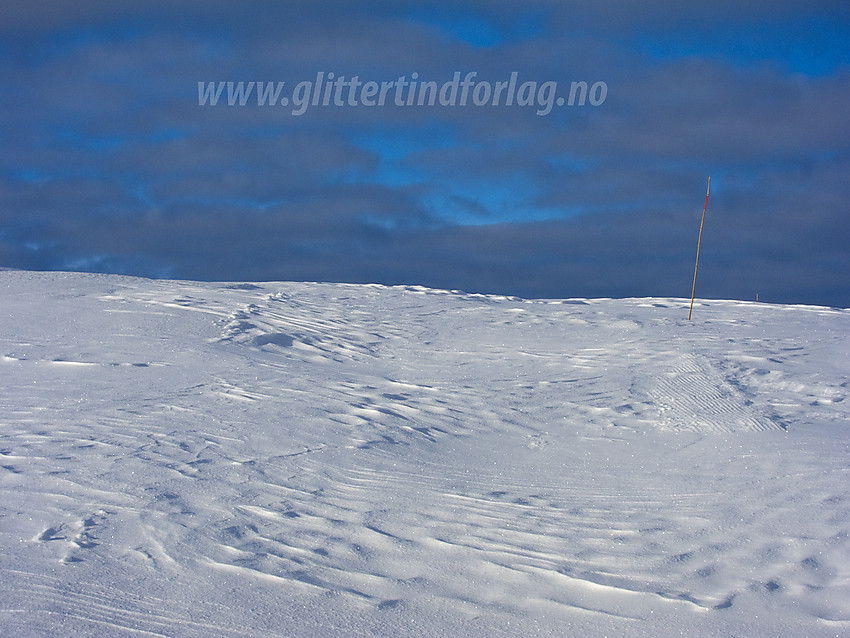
1, 270, 848, 637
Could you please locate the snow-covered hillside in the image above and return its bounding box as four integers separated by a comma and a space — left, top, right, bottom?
1, 271, 848, 637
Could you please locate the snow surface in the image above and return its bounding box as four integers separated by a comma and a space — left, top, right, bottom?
1, 270, 848, 637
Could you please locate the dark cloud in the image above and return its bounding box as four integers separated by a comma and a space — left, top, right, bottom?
0, 1, 847, 306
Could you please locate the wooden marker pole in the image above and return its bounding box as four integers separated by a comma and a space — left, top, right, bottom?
688, 176, 711, 321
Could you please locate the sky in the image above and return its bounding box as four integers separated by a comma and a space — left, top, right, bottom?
1, 1, 849, 306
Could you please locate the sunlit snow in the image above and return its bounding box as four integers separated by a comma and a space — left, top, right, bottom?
1, 271, 848, 636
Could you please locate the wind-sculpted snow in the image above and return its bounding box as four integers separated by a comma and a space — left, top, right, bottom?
0, 271, 848, 637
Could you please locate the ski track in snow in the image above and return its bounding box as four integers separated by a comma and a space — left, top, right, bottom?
1, 271, 848, 637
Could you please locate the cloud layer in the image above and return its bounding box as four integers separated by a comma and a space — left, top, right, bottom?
1, 1, 848, 305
